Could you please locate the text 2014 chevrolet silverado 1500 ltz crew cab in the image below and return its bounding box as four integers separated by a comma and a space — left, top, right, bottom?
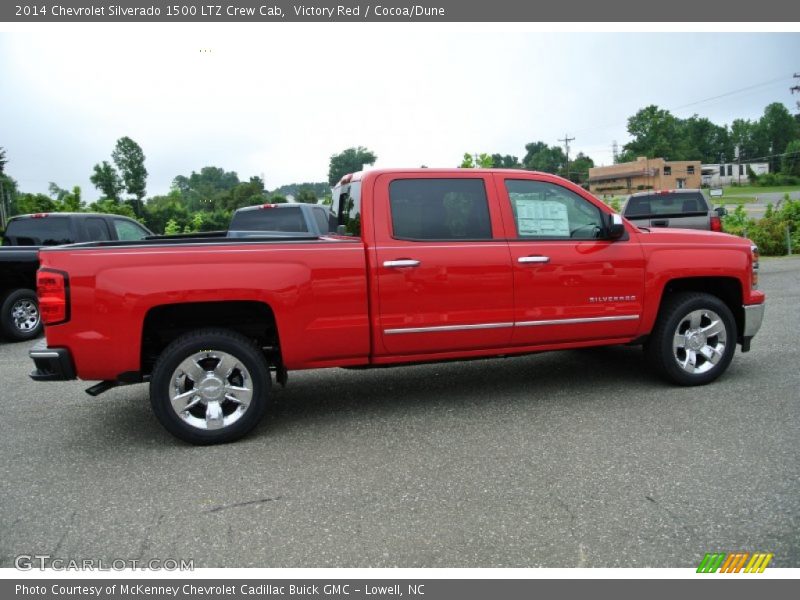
29, 169, 765, 444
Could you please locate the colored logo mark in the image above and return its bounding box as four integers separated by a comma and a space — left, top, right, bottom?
697, 552, 773, 573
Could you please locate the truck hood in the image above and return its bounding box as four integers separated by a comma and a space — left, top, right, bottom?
635, 226, 750, 247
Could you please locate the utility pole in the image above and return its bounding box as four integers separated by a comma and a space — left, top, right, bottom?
791, 72, 800, 110
559, 134, 575, 181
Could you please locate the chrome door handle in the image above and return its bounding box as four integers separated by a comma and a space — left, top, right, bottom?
383, 259, 421, 268
518, 256, 550, 264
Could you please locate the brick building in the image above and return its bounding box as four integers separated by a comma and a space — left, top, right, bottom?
588, 157, 702, 196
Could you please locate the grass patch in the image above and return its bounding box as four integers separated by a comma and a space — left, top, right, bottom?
722, 185, 800, 196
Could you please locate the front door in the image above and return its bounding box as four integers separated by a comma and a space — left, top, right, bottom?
372, 174, 514, 356
494, 175, 645, 346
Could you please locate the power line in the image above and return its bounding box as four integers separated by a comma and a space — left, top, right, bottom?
558, 134, 575, 179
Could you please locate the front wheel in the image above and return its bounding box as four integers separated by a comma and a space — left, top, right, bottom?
0, 289, 43, 342
645, 292, 737, 386
149, 328, 271, 444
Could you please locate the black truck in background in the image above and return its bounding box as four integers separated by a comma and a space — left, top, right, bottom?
0, 213, 152, 341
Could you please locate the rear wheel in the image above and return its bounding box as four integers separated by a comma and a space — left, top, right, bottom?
645, 292, 736, 386
0, 289, 42, 342
149, 328, 271, 444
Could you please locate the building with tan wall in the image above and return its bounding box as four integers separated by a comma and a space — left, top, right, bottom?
588, 157, 702, 196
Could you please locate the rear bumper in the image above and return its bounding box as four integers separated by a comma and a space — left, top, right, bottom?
742, 303, 765, 338
29, 339, 76, 381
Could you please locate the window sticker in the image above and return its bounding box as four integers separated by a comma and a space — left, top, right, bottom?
514, 198, 570, 237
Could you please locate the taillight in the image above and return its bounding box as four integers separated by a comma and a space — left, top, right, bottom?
37, 269, 69, 325
710, 215, 722, 232
751, 245, 759, 289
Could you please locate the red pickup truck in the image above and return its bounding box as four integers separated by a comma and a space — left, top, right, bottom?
29, 169, 765, 444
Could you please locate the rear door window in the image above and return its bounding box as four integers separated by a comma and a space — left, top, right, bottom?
389, 179, 492, 240
84, 217, 111, 241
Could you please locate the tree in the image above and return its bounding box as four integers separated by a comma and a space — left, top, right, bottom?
112, 136, 148, 211
173, 166, 240, 212
620, 105, 685, 161
0, 147, 7, 175
295, 188, 318, 204
491, 154, 522, 169
460, 153, 493, 168
15, 193, 55, 214
782, 139, 800, 177
759, 103, 800, 173
569, 152, 595, 184
328, 146, 377, 186
48, 183, 84, 212
523, 141, 566, 174
90, 160, 123, 201
681, 115, 732, 163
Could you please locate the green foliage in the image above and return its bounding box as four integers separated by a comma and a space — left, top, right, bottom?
523, 141, 566, 175
164, 219, 181, 235
570, 152, 594, 184
491, 154, 522, 169
328, 147, 377, 186
609, 197, 621, 213
0, 147, 6, 175
90, 161, 123, 201
723, 196, 800, 255
48, 183, 85, 212
88, 198, 137, 219
460, 153, 493, 168
781, 139, 800, 177
272, 181, 330, 198
112, 136, 148, 202
15, 192, 55, 214
295, 187, 318, 204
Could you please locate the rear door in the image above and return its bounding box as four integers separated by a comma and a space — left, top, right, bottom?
495, 175, 645, 346
372, 174, 514, 356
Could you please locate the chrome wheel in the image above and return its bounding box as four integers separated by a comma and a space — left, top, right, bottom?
168, 350, 253, 431
11, 299, 40, 332
672, 309, 727, 375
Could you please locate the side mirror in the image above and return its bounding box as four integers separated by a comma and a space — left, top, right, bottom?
715, 206, 728, 217
606, 212, 625, 240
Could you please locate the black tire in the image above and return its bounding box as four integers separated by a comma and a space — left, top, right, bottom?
0, 288, 43, 342
645, 292, 737, 386
149, 328, 271, 444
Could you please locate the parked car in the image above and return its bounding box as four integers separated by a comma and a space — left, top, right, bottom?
30, 169, 764, 444
622, 189, 726, 231
0, 213, 152, 341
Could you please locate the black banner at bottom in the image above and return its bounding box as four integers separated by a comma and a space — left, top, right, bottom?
4, 579, 798, 600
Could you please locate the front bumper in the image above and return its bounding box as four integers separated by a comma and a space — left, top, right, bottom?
29, 339, 76, 381
743, 303, 765, 338
740, 302, 765, 352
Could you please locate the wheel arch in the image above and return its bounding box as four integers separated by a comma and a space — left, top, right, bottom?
653, 277, 743, 341
140, 300, 281, 376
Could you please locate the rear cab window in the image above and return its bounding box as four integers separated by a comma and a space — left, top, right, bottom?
624, 192, 708, 217
3, 216, 74, 246
229, 207, 309, 233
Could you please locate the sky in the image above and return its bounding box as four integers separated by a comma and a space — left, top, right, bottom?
1, 29, 799, 200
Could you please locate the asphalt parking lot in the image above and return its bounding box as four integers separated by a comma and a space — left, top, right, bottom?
1, 257, 798, 569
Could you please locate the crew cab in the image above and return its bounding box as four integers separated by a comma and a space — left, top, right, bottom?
29, 170, 765, 444
0, 212, 152, 341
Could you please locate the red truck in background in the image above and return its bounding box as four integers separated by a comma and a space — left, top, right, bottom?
29, 169, 765, 444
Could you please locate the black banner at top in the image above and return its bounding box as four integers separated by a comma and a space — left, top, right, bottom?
3, 0, 800, 22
